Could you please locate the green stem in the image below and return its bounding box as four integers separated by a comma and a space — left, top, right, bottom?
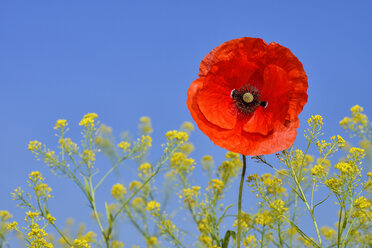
237, 154, 247, 248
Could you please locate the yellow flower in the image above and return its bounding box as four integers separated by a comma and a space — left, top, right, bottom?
181, 122, 194, 132
111, 240, 124, 248
46, 214, 56, 224
325, 178, 342, 191
59, 138, 77, 152
206, 179, 224, 193
111, 183, 127, 199
165, 130, 188, 142
308, 115, 323, 126
335, 162, 354, 175
132, 197, 145, 208
26, 211, 39, 219
138, 116, 153, 134
138, 163, 152, 175
117, 141, 131, 151
270, 199, 288, 215
0, 210, 12, 221
141, 135, 152, 147
129, 181, 142, 191
82, 150, 95, 162
146, 201, 160, 212
79, 113, 98, 127
6, 221, 18, 230
350, 105, 364, 113
310, 164, 326, 176
321, 226, 336, 241
28, 140, 42, 151
255, 210, 273, 226
243, 235, 256, 246
54, 119, 68, 130
74, 238, 90, 248
354, 196, 371, 209
339, 117, 352, 127
147, 236, 158, 246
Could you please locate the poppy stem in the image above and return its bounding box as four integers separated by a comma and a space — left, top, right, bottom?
237, 154, 247, 248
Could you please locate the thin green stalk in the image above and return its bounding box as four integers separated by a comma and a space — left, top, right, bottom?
237, 154, 247, 248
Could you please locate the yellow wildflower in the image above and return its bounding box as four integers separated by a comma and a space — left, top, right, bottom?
146, 201, 160, 212
117, 141, 131, 151
354, 196, 371, 209
270, 199, 288, 215
321, 226, 336, 241
74, 238, 90, 248
111, 183, 127, 199
46, 214, 56, 224
181, 122, 194, 132
111, 240, 124, 248
310, 164, 326, 177
138, 162, 152, 175
28, 140, 42, 151
79, 113, 98, 127
255, 210, 273, 226
82, 150, 95, 162
243, 235, 256, 246
207, 179, 224, 193
141, 135, 152, 147
335, 162, 354, 175
129, 181, 142, 191
54, 119, 68, 130
350, 105, 364, 113
165, 130, 188, 142
0, 210, 12, 221
147, 236, 158, 246
7, 221, 18, 230
325, 178, 342, 191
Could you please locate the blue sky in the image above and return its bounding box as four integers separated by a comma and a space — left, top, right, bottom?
1, 1, 371, 247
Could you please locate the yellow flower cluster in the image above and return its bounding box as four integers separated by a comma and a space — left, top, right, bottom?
270, 199, 288, 216
111, 240, 124, 248
255, 210, 273, 226
117, 141, 131, 151
54, 119, 68, 130
170, 152, 195, 174
141, 135, 152, 147
325, 178, 342, 192
129, 181, 141, 192
181, 121, 194, 133
165, 130, 189, 142
82, 150, 95, 163
243, 235, 256, 246
74, 238, 90, 248
111, 183, 127, 199
320, 226, 336, 241
46, 214, 56, 224
146, 236, 158, 246
28, 171, 52, 198
138, 162, 152, 176
28, 140, 42, 151
0, 210, 12, 221
308, 115, 323, 126
59, 138, 77, 153
138, 116, 153, 134
335, 162, 356, 175
353, 196, 371, 209
180, 186, 200, 204
79, 113, 98, 128
201, 155, 214, 172
310, 164, 326, 177
261, 174, 286, 196
206, 179, 224, 193
146, 201, 160, 212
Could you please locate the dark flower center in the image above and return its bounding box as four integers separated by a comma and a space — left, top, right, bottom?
230, 84, 268, 116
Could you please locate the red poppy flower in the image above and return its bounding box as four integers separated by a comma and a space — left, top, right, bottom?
187, 37, 308, 156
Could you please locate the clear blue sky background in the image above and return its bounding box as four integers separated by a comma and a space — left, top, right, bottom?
1, 1, 371, 247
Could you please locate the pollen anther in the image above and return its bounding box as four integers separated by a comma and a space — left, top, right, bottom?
243, 92, 254, 103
